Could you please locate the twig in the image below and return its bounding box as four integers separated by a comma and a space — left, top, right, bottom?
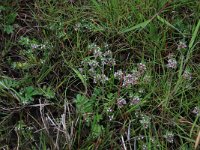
39, 99, 49, 134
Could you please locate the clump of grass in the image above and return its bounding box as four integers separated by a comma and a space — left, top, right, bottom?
0, 0, 200, 149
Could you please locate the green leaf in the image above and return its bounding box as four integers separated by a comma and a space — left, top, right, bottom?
157, 15, 185, 37
0, 6, 6, 12
120, 19, 152, 33
62, 53, 87, 94
71, 67, 87, 93
91, 114, 104, 137
20, 86, 41, 104
91, 0, 103, 13
19, 37, 30, 46
93, 114, 102, 123
0, 78, 19, 89
91, 124, 103, 137
3, 25, 14, 34
5, 13, 17, 24
75, 94, 93, 114
39, 86, 55, 99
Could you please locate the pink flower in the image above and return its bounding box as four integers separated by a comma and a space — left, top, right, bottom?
177, 41, 187, 50
117, 98, 127, 108
167, 58, 177, 69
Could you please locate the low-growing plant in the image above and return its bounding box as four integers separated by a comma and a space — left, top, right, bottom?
0, 78, 55, 105
1, 0, 200, 149
0, 5, 17, 34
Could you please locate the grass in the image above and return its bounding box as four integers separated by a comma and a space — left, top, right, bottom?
0, 0, 200, 149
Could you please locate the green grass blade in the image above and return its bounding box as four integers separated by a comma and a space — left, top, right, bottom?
157, 15, 185, 37
71, 67, 87, 93
91, 0, 103, 13
189, 20, 200, 50
120, 19, 152, 33
62, 53, 87, 94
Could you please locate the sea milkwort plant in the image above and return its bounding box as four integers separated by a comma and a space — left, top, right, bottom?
80, 43, 116, 84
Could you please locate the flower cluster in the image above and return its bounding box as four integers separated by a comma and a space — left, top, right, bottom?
19, 37, 50, 50
139, 115, 151, 129
117, 98, 127, 108
117, 95, 141, 108
107, 107, 113, 112
114, 70, 123, 80
114, 63, 147, 87
93, 49, 102, 58
93, 74, 109, 83
108, 115, 114, 121
182, 70, 192, 80
177, 41, 187, 50
138, 63, 147, 74
142, 144, 147, 150
88, 43, 116, 66
139, 88, 145, 94
81, 43, 115, 84
143, 75, 151, 83
88, 43, 101, 52
106, 107, 114, 121
192, 106, 200, 116
166, 54, 177, 69
74, 20, 93, 31
164, 131, 174, 143
74, 19, 103, 32
123, 73, 139, 87
31, 44, 46, 49
88, 60, 99, 68
130, 96, 140, 105
74, 23, 81, 31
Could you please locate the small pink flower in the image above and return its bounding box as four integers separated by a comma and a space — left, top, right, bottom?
177, 41, 187, 50
117, 98, 127, 108
138, 63, 146, 74
183, 70, 192, 80
164, 132, 174, 143
123, 74, 138, 87
108, 115, 114, 121
114, 70, 123, 80
130, 96, 140, 105
167, 58, 177, 69
107, 107, 113, 112
192, 107, 199, 116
